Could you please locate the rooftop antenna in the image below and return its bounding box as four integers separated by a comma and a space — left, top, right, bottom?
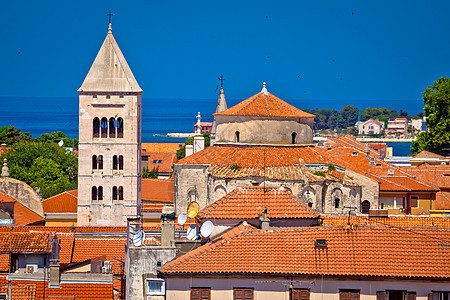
344, 205, 357, 227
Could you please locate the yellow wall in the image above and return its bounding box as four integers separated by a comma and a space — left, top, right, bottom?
45, 219, 77, 227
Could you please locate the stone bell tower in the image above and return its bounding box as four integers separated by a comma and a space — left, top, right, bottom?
77, 21, 142, 226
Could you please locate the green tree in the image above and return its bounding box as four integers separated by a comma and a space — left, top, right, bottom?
38, 131, 78, 149
337, 105, 359, 129
1, 141, 78, 198
0, 126, 32, 145
411, 77, 450, 155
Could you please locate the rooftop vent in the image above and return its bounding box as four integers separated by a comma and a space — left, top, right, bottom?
315, 239, 327, 248
388, 169, 394, 175
352, 152, 358, 156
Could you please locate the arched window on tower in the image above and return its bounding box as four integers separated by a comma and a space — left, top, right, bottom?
98, 155, 103, 170
113, 155, 118, 170
118, 186, 124, 200
362, 200, 371, 214
92, 155, 97, 170
117, 118, 123, 138
109, 118, 116, 138
235, 131, 240, 143
101, 118, 108, 138
112, 186, 118, 201
98, 186, 103, 201
93, 118, 100, 138
292, 132, 297, 144
91, 186, 97, 201
119, 155, 124, 170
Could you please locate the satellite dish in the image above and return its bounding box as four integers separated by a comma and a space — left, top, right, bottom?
200, 221, 214, 238
187, 201, 200, 218
186, 224, 199, 240
133, 230, 145, 247
58, 140, 64, 147
178, 213, 187, 225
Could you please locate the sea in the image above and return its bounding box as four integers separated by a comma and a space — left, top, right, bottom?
0, 96, 413, 156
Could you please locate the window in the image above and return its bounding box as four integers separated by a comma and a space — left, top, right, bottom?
152, 159, 163, 164
234, 288, 253, 300
101, 117, 108, 138
410, 196, 419, 208
352, 152, 358, 156
98, 186, 103, 201
109, 118, 116, 138
91, 186, 97, 201
93, 118, 100, 138
92, 155, 97, 170
191, 288, 210, 300
292, 132, 297, 144
146, 279, 165, 295
362, 200, 370, 214
117, 117, 123, 138
335, 198, 340, 209
291, 289, 309, 300
235, 131, 240, 143
340, 289, 360, 300
112, 186, 118, 201
119, 155, 124, 170
377, 291, 415, 300
106, 95, 110, 99
118, 186, 123, 200
113, 155, 118, 170
98, 155, 103, 170
429, 292, 449, 300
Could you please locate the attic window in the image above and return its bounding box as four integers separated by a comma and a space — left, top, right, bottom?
388, 169, 394, 175
120, 95, 124, 98
352, 152, 358, 156
376, 163, 381, 168
152, 160, 163, 164
315, 239, 327, 248
93, 95, 97, 99
106, 95, 110, 99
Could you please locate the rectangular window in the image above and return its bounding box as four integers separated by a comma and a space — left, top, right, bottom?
234, 288, 253, 300
291, 289, 309, 300
340, 289, 360, 300
429, 292, 449, 300
152, 159, 163, 164
146, 279, 165, 295
410, 196, 419, 208
191, 288, 211, 300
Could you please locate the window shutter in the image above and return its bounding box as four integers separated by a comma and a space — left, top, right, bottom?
191, 289, 200, 300
234, 288, 253, 300
340, 292, 350, 300
406, 292, 416, 300
291, 289, 309, 300
377, 291, 387, 300
427, 292, 434, 300
201, 289, 210, 300
191, 288, 210, 300
244, 289, 253, 300
351, 291, 360, 300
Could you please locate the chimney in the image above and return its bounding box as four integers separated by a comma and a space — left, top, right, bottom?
193, 136, 205, 154
49, 235, 60, 288
185, 145, 194, 157
259, 208, 270, 229
161, 205, 175, 247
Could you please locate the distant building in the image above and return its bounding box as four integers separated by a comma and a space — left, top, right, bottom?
194, 122, 212, 134
386, 118, 408, 137
409, 150, 449, 167
410, 118, 423, 133
358, 119, 384, 135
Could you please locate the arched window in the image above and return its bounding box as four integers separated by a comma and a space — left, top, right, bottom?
109, 118, 116, 138
113, 155, 118, 170
118, 186, 123, 200
119, 155, 124, 170
98, 186, 103, 201
334, 198, 340, 209
362, 200, 371, 214
292, 132, 297, 144
117, 118, 124, 138
101, 118, 108, 138
91, 186, 97, 201
235, 131, 240, 143
98, 155, 103, 170
112, 186, 118, 201
92, 155, 97, 170
93, 118, 100, 138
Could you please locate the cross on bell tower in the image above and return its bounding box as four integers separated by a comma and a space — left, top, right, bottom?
218, 74, 225, 88
107, 10, 114, 32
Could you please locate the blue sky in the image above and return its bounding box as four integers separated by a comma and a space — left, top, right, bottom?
1, 0, 450, 114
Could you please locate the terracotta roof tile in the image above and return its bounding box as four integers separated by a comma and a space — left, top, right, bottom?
43, 190, 78, 213
413, 150, 448, 160
13, 202, 44, 225
161, 224, 450, 279
198, 186, 320, 219
0, 253, 9, 272
214, 91, 315, 118
402, 165, 450, 189
0, 191, 16, 203
323, 215, 450, 227
436, 191, 450, 210
0, 232, 52, 253
0, 283, 36, 300
142, 143, 182, 154
146, 152, 177, 173
141, 179, 174, 203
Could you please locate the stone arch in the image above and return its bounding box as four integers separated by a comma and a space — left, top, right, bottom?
187, 188, 198, 203
331, 188, 343, 211
362, 200, 370, 214
117, 118, 124, 138
101, 118, 108, 138
93, 118, 100, 138
301, 186, 315, 208
214, 185, 227, 201
235, 131, 240, 143
109, 118, 116, 138
291, 132, 297, 144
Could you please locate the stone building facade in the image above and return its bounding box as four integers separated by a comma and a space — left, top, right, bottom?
77, 24, 142, 226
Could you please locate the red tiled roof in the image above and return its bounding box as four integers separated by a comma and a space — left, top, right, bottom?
323, 215, 450, 227
141, 179, 174, 203
0, 191, 16, 203
413, 150, 448, 160
142, 143, 182, 154
0, 232, 52, 253
160, 223, 450, 279
436, 191, 450, 210
402, 165, 450, 189
178, 145, 328, 167
198, 186, 320, 219
13, 201, 45, 225
0, 253, 9, 272
146, 152, 177, 173
0, 283, 35, 299
215, 91, 315, 118
43, 190, 78, 213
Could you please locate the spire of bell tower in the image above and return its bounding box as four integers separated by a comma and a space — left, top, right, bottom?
211, 74, 228, 137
